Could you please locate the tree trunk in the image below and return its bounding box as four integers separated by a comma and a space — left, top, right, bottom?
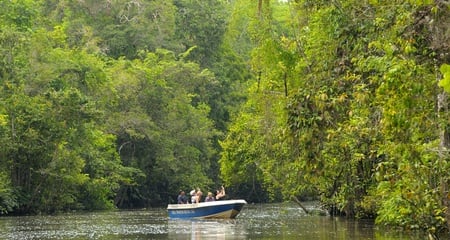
258, 0, 262, 18
437, 86, 450, 231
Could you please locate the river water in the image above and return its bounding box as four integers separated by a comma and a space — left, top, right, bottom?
0, 202, 437, 239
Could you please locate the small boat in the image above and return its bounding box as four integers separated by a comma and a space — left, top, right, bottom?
167, 199, 247, 219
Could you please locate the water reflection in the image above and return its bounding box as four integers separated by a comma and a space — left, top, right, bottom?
240, 203, 428, 239
239, 203, 376, 239
0, 202, 445, 239
168, 219, 247, 239
0, 209, 169, 239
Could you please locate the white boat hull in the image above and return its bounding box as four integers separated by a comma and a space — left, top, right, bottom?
167, 200, 247, 219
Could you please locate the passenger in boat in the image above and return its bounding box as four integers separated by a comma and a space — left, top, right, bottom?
215, 186, 226, 200
190, 189, 197, 203
205, 192, 215, 202
177, 190, 188, 204
196, 188, 203, 203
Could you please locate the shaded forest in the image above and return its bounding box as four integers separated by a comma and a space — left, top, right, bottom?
1, 0, 450, 237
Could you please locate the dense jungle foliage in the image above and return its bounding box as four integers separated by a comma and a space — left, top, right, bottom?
1, 0, 450, 236
0, 0, 250, 213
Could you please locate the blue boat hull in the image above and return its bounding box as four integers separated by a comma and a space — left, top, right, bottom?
167, 200, 247, 219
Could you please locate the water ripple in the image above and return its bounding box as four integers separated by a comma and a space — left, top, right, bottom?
0, 203, 439, 239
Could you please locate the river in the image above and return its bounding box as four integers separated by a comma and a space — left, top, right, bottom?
0, 202, 438, 239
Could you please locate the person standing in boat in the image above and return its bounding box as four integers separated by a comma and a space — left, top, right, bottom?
177, 190, 188, 204
215, 186, 226, 200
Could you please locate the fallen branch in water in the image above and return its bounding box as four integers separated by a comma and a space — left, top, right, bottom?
253, 160, 310, 215
291, 196, 309, 214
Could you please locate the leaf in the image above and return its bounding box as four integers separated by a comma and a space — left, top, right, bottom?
439, 64, 450, 93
